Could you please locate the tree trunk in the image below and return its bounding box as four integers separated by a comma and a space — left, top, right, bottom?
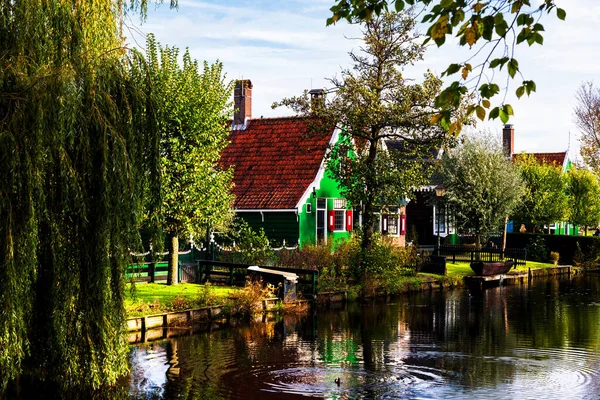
360, 137, 378, 255
167, 234, 179, 285
502, 216, 508, 251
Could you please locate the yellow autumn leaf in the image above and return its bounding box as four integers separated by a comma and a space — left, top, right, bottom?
465, 27, 477, 47
472, 2, 485, 13
482, 99, 490, 108
430, 113, 443, 124
449, 121, 457, 134
461, 67, 469, 80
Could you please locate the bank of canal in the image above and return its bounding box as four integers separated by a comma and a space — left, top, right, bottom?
126, 273, 600, 399
126, 264, 586, 342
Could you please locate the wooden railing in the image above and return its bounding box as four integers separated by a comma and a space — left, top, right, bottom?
197, 260, 319, 297
436, 245, 527, 266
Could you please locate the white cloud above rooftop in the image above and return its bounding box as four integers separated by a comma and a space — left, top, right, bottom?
125, 0, 600, 158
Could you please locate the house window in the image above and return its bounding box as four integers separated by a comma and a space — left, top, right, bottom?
388, 215, 399, 235
333, 198, 347, 231
317, 198, 326, 209
335, 211, 345, 231
334, 198, 347, 209
434, 205, 446, 234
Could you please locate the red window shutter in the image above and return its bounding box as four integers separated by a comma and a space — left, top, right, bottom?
346, 210, 353, 231
400, 214, 407, 235
328, 210, 335, 231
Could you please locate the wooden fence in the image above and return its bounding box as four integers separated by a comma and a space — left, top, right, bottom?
436, 245, 527, 266
197, 260, 319, 298
126, 256, 319, 298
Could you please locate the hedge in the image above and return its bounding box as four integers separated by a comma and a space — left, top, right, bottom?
506, 233, 600, 264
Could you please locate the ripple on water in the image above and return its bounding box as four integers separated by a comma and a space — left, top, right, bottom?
261, 363, 447, 399
510, 347, 600, 395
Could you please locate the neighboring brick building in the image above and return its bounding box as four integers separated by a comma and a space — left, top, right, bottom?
503, 124, 575, 235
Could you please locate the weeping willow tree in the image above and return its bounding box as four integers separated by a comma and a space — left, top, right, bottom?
0, 0, 174, 390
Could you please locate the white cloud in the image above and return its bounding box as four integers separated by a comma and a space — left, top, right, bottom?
127, 0, 600, 157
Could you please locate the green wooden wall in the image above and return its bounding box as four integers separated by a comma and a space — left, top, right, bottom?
237, 211, 300, 246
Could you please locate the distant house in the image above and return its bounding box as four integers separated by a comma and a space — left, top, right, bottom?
220, 80, 353, 248
383, 140, 454, 247
503, 124, 576, 235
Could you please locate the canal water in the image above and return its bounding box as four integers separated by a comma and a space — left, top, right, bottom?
127, 275, 600, 399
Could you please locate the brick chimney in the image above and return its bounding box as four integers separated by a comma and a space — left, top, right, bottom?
234, 79, 252, 126
502, 124, 514, 158
309, 88, 325, 112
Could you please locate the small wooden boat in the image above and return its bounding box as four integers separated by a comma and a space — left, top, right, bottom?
470, 260, 514, 276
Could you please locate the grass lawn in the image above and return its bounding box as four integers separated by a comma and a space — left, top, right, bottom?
421, 260, 559, 280
125, 282, 233, 317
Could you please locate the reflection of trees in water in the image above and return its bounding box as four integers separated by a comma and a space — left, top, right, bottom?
123, 275, 600, 398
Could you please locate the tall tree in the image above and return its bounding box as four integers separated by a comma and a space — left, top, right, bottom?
144, 36, 234, 285
437, 132, 524, 249
565, 167, 600, 234
275, 12, 460, 256
575, 81, 600, 174
0, 0, 173, 390
513, 154, 568, 232
327, 1, 567, 129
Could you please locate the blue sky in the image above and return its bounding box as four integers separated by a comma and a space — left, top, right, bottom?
126, 0, 600, 157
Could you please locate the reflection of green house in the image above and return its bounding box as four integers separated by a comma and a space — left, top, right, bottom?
219, 80, 353, 248
503, 124, 576, 235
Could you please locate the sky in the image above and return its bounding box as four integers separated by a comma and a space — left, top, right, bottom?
125, 0, 600, 158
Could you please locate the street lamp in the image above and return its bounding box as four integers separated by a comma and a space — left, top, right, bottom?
434, 184, 446, 256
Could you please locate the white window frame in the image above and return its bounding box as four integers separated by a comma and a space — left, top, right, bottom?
333, 198, 347, 232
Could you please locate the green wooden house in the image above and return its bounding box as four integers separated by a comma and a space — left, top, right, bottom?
220, 80, 353, 248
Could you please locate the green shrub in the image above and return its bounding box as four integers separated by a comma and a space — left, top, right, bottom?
507, 232, 600, 264
219, 218, 274, 265
195, 282, 219, 307
573, 242, 585, 266
225, 278, 278, 318
525, 236, 548, 262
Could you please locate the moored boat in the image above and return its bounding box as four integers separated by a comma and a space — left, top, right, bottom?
470, 260, 514, 276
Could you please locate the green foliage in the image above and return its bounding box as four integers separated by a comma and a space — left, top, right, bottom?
143, 35, 234, 284
276, 239, 354, 291
438, 131, 524, 247
0, 0, 182, 390
508, 232, 600, 265
565, 168, 600, 229
220, 218, 274, 265
275, 12, 465, 256
327, 0, 567, 128
526, 236, 549, 262
513, 154, 568, 229
573, 242, 585, 266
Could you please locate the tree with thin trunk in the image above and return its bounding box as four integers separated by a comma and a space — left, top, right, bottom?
575, 82, 600, 175
565, 167, 600, 234
437, 132, 524, 250
274, 12, 461, 260
512, 154, 568, 232
144, 35, 234, 285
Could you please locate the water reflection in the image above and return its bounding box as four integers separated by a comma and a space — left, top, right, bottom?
128, 275, 600, 399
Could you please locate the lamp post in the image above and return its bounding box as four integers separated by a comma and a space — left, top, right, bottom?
434, 184, 446, 256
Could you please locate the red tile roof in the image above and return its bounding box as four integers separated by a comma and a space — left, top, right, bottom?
220, 117, 335, 209
512, 152, 567, 168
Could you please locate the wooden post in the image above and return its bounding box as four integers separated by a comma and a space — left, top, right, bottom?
149, 262, 156, 283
